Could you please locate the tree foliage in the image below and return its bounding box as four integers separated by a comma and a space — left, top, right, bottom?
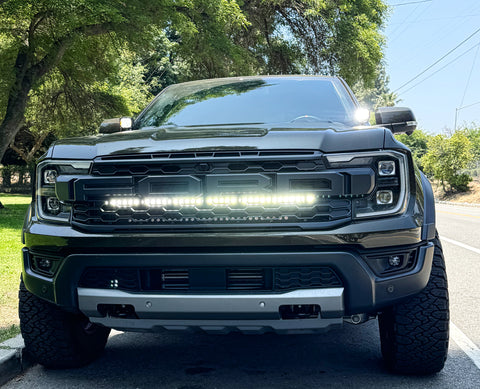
354, 65, 400, 109
395, 129, 429, 170
0, 0, 388, 163
422, 132, 474, 192
237, 0, 387, 84
458, 125, 480, 163
0, 0, 248, 162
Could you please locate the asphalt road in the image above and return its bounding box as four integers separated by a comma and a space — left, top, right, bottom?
4, 203, 480, 388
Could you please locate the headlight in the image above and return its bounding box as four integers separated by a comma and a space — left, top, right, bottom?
36, 160, 91, 222
326, 151, 409, 219
378, 160, 396, 176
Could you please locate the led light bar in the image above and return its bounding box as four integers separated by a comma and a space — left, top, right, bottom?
106, 197, 203, 208
238, 194, 316, 206
105, 193, 317, 208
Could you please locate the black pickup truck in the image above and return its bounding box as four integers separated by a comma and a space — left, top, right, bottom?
20, 76, 448, 374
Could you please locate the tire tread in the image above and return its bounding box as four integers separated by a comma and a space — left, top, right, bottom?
379, 235, 449, 375
19, 280, 110, 369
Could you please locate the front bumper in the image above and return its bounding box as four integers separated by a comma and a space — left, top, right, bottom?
22, 239, 434, 332
78, 287, 345, 334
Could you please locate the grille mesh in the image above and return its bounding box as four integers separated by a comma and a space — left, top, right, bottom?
275, 267, 342, 290
79, 267, 342, 292
72, 199, 351, 226
71, 153, 356, 229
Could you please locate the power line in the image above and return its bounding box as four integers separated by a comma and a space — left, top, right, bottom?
460, 44, 480, 107
388, 14, 480, 26
398, 43, 480, 96
388, 2, 433, 44
388, 4, 423, 42
459, 100, 480, 111
387, 2, 478, 69
455, 100, 480, 130
393, 26, 480, 93
391, 0, 432, 6
389, 1, 480, 63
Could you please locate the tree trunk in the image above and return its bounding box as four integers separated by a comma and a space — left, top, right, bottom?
0, 91, 32, 164
0, 22, 117, 163
0, 49, 34, 163
10, 131, 50, 164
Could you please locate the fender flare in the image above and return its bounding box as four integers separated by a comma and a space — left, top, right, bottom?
420, 172, 436, 241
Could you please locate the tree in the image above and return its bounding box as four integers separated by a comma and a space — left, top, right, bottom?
0, 0, 388, 163
7, 126, 54, 165
236, 0, 387, 85
459, 125, 480, 162
354, 65, 400, 109
395, 129, 430, 171
0, 0, 248, 162
422, 132, 474, 192
140, 1, 389, 89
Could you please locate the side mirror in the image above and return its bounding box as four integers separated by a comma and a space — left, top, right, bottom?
375, 107, 417, 135
99, 117, 133, 134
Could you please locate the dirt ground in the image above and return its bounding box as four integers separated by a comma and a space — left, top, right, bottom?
432, 178, 480, 204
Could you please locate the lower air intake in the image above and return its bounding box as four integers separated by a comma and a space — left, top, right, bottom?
79, 266, 342, 293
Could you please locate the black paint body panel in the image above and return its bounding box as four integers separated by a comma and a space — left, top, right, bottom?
22, 76, 436, 321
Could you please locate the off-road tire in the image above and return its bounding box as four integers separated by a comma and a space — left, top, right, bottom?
19, 280, 111, 369
378, 235, 449, 375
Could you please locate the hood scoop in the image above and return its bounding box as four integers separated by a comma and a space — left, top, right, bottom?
151, 127, 268, 141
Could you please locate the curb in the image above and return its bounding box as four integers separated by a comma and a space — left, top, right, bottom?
435, 199, 480, 207
0, 335, 33, 386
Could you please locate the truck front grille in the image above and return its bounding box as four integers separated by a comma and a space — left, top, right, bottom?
72, 198, 351, 228
67, 151, 372, 231
78, 266, 342, 293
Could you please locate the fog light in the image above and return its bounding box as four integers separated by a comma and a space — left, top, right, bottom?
38, 258, 52, 271
47, 197, 61, 213
378, 161, 395, 176
389, 255, 402, 267
376, 190, 393, 205
43, 169, 58, 184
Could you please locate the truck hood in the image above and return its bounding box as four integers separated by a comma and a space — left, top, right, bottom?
49, 124, 403, 160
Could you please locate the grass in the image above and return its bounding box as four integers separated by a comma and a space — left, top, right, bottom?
0, 324, 20, 344
0, 194, 30, 342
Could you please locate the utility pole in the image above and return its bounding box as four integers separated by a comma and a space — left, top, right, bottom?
454, 100, 480, 131
454, 107, 460, 132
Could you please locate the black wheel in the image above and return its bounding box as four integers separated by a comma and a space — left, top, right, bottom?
378, 235, 449, 375
19, 280, 110, 368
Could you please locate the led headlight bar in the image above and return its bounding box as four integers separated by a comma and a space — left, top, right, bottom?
209, 194, 316, 206
104, 193, 317, 209
107, 197, 203, 208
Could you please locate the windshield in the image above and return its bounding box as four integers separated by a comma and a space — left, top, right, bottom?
134, 77, 358, 129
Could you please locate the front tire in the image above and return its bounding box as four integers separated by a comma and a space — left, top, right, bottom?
19, 280, 110, 368
378, 235, 449, 374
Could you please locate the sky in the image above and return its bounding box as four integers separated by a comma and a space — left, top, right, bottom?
384, 0, 480, 133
